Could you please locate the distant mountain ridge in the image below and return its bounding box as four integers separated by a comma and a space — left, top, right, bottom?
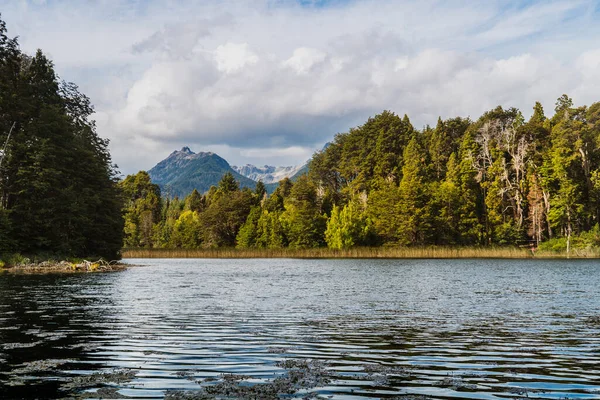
231, 164, 305, 184
148, 147, 257, 198
147, 146, 313, 198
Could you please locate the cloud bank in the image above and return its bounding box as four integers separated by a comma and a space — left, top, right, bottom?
2, 0, 600, 173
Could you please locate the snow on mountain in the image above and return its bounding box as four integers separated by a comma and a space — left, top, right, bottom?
148, 147, 257, 198
232, 164, 305, 184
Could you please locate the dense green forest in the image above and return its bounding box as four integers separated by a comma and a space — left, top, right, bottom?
0, 16, 123, 260
2, 12, 600, 258
122, 96, 600, 253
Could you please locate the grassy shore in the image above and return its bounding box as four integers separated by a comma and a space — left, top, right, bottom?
122, 246, 600, 259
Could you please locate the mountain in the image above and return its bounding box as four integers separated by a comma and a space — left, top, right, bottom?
147, 145, 322, 198
231, 164, 306, 184
148, 147, 257, 198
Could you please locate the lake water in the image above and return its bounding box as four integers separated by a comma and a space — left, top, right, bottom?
1, 258, 600, 399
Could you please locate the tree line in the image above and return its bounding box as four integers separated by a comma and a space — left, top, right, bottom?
0, 16, 123, 260
2, 12, 599, 257
122, 95, 600, 252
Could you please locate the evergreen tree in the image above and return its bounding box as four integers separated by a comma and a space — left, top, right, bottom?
281, 175, 326, 248
434, 153, 463, 244
218, 172, 239, 193
184, 189, 204, 213
255, 180, 267, 202
153, 197, 184, 247
542, 100, 587, 252
426, 117, 471, 180
120, 171, 162, 248
325, 199, 374, 249
397, 136, 431, 245
373, 112, 412, 184
0, 17, 124, 259
366, 179, 402, 243
236, 206, 261, 248
199, 187, 254, 247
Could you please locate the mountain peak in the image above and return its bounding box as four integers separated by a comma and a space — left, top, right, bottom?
148, 148, 256, 198
232, 163, 306, 184
181, 146, 193, 154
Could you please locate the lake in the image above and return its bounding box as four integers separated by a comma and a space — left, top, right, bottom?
1, 258, 600, 399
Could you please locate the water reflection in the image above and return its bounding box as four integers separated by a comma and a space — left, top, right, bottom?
1, 259, 600, 399
0, 273, 120, 398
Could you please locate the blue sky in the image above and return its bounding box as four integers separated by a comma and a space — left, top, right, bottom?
1, 0, 600, 174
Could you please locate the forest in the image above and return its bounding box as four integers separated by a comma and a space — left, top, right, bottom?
0, 16, 123, 261
2, 11, 600, 259
122, 96, 600, 253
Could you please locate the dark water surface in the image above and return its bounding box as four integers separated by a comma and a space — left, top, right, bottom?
1, 258, 600, 399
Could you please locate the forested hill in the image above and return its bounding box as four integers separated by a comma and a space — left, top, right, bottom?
122, 96, 600, 252
0, 16, 123, 259
308, 102, 598, 248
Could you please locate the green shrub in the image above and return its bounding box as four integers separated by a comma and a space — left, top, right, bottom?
539, 225, 600, 252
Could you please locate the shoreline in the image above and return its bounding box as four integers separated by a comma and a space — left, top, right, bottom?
0, 260, 128, 274
2, 247, 595, 274
121, 247, 599, 260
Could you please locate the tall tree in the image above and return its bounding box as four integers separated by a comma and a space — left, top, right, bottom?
236, 206, 261, 248
0, 17, 124, 259
542, 98, 587, 252
120, 171, 162, 248
325, 198, 374, 249
281, 175, 326, 248
218, 172, 239, 194
396, 136, 431, 245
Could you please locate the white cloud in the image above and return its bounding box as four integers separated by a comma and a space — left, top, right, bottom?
394, 57, 409, 71
576, 49, 600, 74
2, 0, 600, 174
283, 47, 327, 74
215, 42, 259, 73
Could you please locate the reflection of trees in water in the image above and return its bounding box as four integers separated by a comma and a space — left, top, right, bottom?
0, 274, 117, 398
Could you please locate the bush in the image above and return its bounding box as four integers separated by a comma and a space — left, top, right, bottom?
539, 237, 568, 252
0, 253, 30, 266
539, 225, 600, 252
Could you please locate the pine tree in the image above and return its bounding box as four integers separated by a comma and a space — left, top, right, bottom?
396, 136, 430, 245
218, 172, 239, 193
542, 101, 586, 253
366, 179, 402, 243
281, 176, 326, 248
448, 132, 483, 244
199, 187, 254, 247
184, 189, 204, 213
255, 181, 267, 202
236, 206, 261, 248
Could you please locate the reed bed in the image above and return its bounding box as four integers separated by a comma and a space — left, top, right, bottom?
122, 246, 599, 259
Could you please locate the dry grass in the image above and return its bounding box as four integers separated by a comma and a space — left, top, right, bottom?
1, 260, 127, 274
121, 246, 599, 259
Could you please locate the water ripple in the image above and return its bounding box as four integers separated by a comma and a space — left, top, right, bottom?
1, 258, 600, 399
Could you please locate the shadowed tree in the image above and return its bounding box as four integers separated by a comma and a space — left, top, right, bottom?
0, 17, 124, 259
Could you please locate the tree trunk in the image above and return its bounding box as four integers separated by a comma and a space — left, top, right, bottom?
542, 189, 553, 238
566, 210, 572, 259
